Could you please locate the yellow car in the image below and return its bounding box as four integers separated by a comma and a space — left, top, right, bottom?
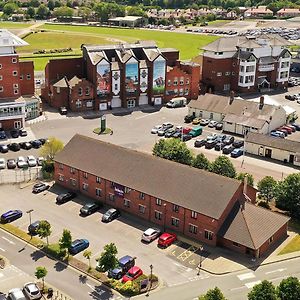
192, 117, 201, 125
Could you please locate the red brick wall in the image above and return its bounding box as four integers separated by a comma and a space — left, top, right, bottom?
19, 60, 34, 96
218, 238, 248, 254
0, 118, 24, 130
49, 86, 69, 108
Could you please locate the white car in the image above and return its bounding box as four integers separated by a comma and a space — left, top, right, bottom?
37, 157, 45, 166
141, 228, 161, 242
208, 120, 218, 128
0, 158, 5, 169
297, 99, 300, 104
206, 133, 218, 141
17, 156, 28, 168
23, 282, 42, 300
8, 288, 26, 300
151, 125, 162, 134
27, 155, 37, 167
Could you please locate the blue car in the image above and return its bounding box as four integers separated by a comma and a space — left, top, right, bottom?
106, 255, 135, 279
231, 148, 243, 158
0, 131, 6, 139
1, 210, 22, 223
69, 239, 89, 255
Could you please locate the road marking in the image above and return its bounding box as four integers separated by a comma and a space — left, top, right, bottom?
0, 273, 3, 278
245, 280, 261, 289
2, 236, 15, 244
237, 272, 255, 281
0, 247, 5, 252
265, 268, 287, 275
86, 282, 106, 297
177, 246, 199, 262
135, 111, 160, 120
230, 286, 246, 291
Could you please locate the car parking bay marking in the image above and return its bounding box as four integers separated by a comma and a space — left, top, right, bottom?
177, 246, 199, 262
2, 236, 15, 244
0, 247, 5, 252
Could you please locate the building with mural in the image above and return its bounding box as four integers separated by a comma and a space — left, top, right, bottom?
41, 41, 200, 111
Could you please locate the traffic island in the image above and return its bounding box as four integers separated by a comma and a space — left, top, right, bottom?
93, 127, 112, 135
0, 256, 5, 269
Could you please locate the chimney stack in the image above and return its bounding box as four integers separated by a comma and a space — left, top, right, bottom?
259, 96, 264, 109
229, 90, 235, 104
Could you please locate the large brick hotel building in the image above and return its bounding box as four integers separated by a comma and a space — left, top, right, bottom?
54, 134, 289, 257
42, 41, 200, 111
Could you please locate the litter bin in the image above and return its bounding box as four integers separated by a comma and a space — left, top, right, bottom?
47, 288, 53, 297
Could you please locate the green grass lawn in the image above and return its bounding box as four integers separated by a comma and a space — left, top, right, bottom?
207, 20, 230, 26
0, 21, 33, 29
279, 235, 300, 255
39, 24, 219, 60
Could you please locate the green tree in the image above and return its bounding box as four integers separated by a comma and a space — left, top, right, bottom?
257, 176, 277, 202
96, 243, 118, 272
276, 173, 300, 217
59, 229, 72, 258
277, 276, 300, 300
36, 4, 49, 19
78, 6, 92, 21
192, 153, 210, 170
152, 138, 193, 165
83, 249, 92, 269
236, 172, 254, 187
248, 280, 277, 300
35, 266, 47, 290
48, 0, 55, 11
210, 156, 236, 178
37, 220, 51, 246
3, 3, 18, 15
29, 0, 40, 8
27, 7, 35, 18
199, 287, 227, 300
39, 137, 64, 161
53, 6, 74, 17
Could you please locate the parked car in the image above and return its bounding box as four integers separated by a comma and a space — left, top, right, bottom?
158, 233, 177, 248
279, 126, 292, 134
194, 139, 206, 148
232, 140, 244, 148
69, 238, 89, 255
277, 128, 288, 136
106, 255, 135, 279
7, 288, 26, 300
23, 282, 41, 300
141, 228, 161, 242
8, 143, 20, 152
182, 127, 192, 134
0, 131, 6, 139
30, 140, 42, 149
270, 131, 284, 138
7, 158, 16, 169
102, 208, 120, 222
206, 133, 218, 141
17, 156, 28, 168
172, 131, 181, 139
37, 157, 45, 166
222, 145, 235, 154
291, 123, 300, 131
56, 192, 77, 204
189, 126, 202, 137
192, 117, 201, 125
10, 129, 19, 138
165, 128, 176, 138
151, 125, 162, 134
1, 210, 22, 223
223, 136, 234, 145
20, 142, 32, 150
0, 158, 5, 169
162, 122, 173, 129
80, 202, 102, 216
205, 140, 217, 149
214, 142, 225, 151
28, 220, 49, 235
19, 129, 27, 137
285, 124, 296, 132
184, 115, 195, 123
200, 119, 210, 126
0, 292, 7, 300
215, 123, 223, 130
231, 148, 244, 158
182, 134, 192, 142
122, 266, 143, 283
208, 120, 218, 128
59, 106, 68, 115
216, 134, 227, 142
0, 145, 8, 153
32, 182, 50, 193
157, 127, 168, 136
38, 138, 48, 145
27, 155, 37, 167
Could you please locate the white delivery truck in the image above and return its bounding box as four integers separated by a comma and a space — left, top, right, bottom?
166, 97, 187, 108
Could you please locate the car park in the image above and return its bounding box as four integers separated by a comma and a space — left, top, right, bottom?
194, 139, 206, 148
69, 238, 89, 255
27, 156, 37, 167
23, 282, 41, 300
10, 130, 19, 138
122, 266, 143, 283
28, 220, 49, 235
208, 120, 218, 128
8, 143, 20, 152
102, 208, 120, 222
232, 140, 244, 148
19, 129, 27, 137
222, 145, 235, 154
7, 159, 16, 169
0, 145, 8, 153
0, 158, 5, 169
184, 115, 195, 123
56, 191, 77, 204
141, 228, 161, 242
231, 148, 244, 158
216, 134, 227, 142
151, 125, 162, 134
17, 156, 28, 168
37, 157, 45, 166
7, 288, 26, 300
32, 183, 50, 193
106, 255, 135, 279
19, 142, 32, 150
158, 232, 177, 248
80, 202, 101, 216
1, 210, 22, 223
0, 131, 6, 139
192, 117, 201, 125
30, 140, 42, 149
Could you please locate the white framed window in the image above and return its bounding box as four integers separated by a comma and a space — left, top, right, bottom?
189, 224, 197, 234
156, 198, 162, 206
0, 86, 3, 92
186, 78, 190, 85
59, 164, 63, 170
173, 77, 178, 85
82, 183, 89, 191
224, 84, 230, 91
268, 236, 274, 244
281, 61, 289, 68
280, 71, 288, 79
171, 217, 179, 227
124, 187, 131, 194
204, 230, 213, 240
217, 72, 222, 77
0, 75, 2, 81
12, 57, 17, 63
14, 89, 18, 95
96, 188, 102, 197
179, 77, 184, 85
96, 176, 101, 183
13, 83, 18, 89
78, 87, 83, 96
225, 72, 231, 76
167, 79, 171, 86
70, 167, 75, 174
20, 75, 23, 80
191, 211, 197, 219
245, 75, 254, 83
109, 193, 115, 201
246, 65, 255, 72
58, 174, 64, 182
140, 192, 145, 200
173, 204, 179, 212
240, 66, 244, 72
83, 172, 88, 179
27, 74, 31, 80
139, 205, 146, 214
239, 76, 244, 84
85, 87, 90, 96
70, 178, 76, 186
76, 100, 82, 108
12, 71, 17, 76
124, 199, 130, 208
154, 210, 162, 220
0, 64, 2, 69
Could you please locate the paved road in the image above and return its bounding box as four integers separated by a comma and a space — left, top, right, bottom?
0, 229, 123, 300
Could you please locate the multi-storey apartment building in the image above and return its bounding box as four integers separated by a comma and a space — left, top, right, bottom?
54, 134, 289, 258
0, 30, 39, 130
201, 34, 291, 94
41, 41, 200, 111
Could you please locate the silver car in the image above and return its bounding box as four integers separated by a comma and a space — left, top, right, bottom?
27, 155, 37, 167
141, 228, 161, 242
151, 125, 162, 134
23, 282, 42, 300
17, 156, 28, 168
0, 158, 5, 169
8, 288, 26, 300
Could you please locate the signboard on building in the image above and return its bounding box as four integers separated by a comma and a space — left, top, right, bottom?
96, 60, 111, 96
153, 58, 166, 94
125, 62, 139, 93
114, 184, 124, 197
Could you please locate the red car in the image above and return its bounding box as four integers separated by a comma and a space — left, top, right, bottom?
279, 126, 292, 134
182, 127, 192, 134
158, 233, 177, 248
122, 266, 143, 283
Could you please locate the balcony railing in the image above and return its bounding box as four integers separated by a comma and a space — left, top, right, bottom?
0, 112, 23, 118
258, 64, 274, 72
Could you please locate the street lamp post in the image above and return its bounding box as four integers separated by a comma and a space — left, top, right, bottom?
146, 264, 153, 297
163, 204, 167, 232
26, 209, 34, 238
197, 246, 204, 276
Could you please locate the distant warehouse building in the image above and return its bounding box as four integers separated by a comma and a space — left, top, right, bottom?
108, 16, 146, 27
246, 132, 300, 166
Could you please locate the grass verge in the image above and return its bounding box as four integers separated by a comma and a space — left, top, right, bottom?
279, 235, 300, 255
93, 127, 112, 135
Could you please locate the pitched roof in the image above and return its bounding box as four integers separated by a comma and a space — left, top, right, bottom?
246, 132, 300, 153
55, 134, 242, 220
68, 76, 81, 88
218, 201, 289, 249
0, 29, 28, 47
53, 77, 68, 88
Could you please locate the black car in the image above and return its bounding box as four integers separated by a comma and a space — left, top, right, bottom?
184, 115, 195, 123
215, 123, 223, 130
39, 138, 48, 145
216, 134, 227, 142
19, 129, 27, 137
30, 140, 42, 149
80, 202, 102, 216
59, 107, 68, 115
1, 210, 22, 223
10, 130, 19, 138
56, 192, 77, 204
182, 134, 192, 142
205, 140, 217, 149
102, 208, 120, 222
19, 142, 32, 150
8, 143, 20, 152
194, 139, 206, 147
223, 136, 234, 145
28, 220, 50, 235
222, 145, 235, 154
172, 131, 181, 139
0, 145, 8, 153
32, 183, 50, 193
285, 95, 296, 101
165, 129, 176, 138
7, 159, 16, 169
232, 140, 244, 148
214, 142, 225, 151
291, 123, 300, 131
0, 131, 6, 139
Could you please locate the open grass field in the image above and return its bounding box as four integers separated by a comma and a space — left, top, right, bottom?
0, 21, 34, 29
